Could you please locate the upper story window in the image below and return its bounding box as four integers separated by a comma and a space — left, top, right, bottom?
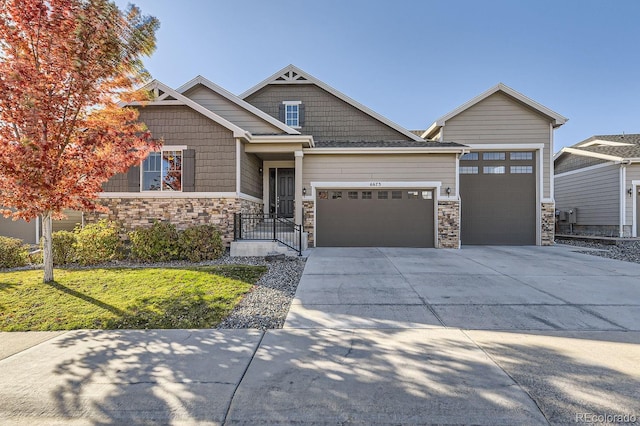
281, 101, 302, 128
142, 149, 183, 191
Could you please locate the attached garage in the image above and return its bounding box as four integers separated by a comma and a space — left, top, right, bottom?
316, 188, 435, 247
460, 151, 536, 245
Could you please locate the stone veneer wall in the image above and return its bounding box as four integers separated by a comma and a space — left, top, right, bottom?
303, 200, 315, 247
86, 197, 263, 246
540, 202, 555, 246
437, 201, 460, 249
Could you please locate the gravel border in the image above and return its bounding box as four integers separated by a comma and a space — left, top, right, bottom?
1, 254, 307, 330
556, 239, 640, 264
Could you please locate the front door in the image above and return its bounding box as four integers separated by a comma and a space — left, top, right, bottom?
269, 168, 295, 218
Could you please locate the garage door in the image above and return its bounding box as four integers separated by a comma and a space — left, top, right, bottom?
316, 189, 434, 247
460, 151, 536, 245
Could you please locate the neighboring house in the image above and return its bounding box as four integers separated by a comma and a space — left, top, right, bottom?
1, 65, 567, 248
554, 134, 640, 237
0, 210, 83, 244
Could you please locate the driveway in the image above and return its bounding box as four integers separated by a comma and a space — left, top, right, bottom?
0, 246, 639, 425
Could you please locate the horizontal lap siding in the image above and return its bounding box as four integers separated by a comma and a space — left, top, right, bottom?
442, 92, 553, 198
245, 84, 409, 141
183, 85, 282, 134
303, 154, 456, 196
103, 106, 236, 193
555, 164, 620, 225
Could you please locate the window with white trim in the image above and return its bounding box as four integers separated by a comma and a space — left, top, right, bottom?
142, 150, 183, 191
283, 101, 301, 128
460, 166, 479, 174
510, 166, 533, 174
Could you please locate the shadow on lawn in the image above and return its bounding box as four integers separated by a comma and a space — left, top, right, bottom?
45, 281, 127, 317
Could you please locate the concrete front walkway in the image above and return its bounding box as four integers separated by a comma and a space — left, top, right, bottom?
1, 246, 639, 425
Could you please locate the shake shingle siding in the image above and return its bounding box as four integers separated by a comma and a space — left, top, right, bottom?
555, 163, 620, 225
102, 105, 236, 193
244, 84, 410, 141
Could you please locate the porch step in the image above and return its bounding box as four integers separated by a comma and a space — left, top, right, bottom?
230, 240, 301, 257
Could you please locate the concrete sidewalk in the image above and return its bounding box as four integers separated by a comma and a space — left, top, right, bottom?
1, 246, 639, 425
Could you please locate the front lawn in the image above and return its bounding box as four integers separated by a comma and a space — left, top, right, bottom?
0, 265, 266, 331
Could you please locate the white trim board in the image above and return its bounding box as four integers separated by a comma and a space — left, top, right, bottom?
99, 192, 264, 203
240, 64, 425, 142
303, 147, 465, 155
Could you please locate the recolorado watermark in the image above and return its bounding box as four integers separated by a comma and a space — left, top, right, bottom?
575, 412, 637, 424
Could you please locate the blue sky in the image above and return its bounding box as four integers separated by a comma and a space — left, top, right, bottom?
114, 0, 640, 152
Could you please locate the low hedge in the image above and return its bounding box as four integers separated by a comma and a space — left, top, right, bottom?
0, 236, 29, 268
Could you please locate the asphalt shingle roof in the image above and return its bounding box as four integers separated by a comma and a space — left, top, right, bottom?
571, 134, 640, 159
313, 140, 466, 149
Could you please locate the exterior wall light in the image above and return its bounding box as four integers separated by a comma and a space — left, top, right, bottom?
446, 187, 451, 195
628, 187, 633, 196
303, 187, 307, 196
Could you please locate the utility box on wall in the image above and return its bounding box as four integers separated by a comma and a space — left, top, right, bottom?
568, 208, 578, 224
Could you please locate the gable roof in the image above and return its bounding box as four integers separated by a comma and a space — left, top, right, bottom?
423, 83, 568, 139
555, 134, 640, 162
126, 80, 251, 139
176, 75, 300, 135
240, 64, 425, 142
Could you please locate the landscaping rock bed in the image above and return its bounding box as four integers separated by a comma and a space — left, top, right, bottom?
217, 256, 306, 330
556, 239, 640, 264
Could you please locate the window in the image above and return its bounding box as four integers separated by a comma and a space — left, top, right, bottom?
142, 150, 183, 191
483, 152, 506, 160
283, 101, 301, 127
331, 191, 342, 200
461, 152, 478, 160
460, 166, 479, 174
510, 166, 533, 174
510, 152, 533, 160
391, 191, 402, 199
361, 191, 372, 199
407, 191, 419, 199
378, 191, 388, 200
422, 191, 433, 200
318, 191, 328, 199
483, 166, 505, 174
348, 191, 358, 199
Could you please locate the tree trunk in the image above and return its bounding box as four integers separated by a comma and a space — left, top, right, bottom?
42, 212, 54, 283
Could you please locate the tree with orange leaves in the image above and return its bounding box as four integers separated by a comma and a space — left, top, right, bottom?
0, 0, 160, 282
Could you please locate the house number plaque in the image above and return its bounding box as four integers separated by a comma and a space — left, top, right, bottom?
369, 182, 382, 187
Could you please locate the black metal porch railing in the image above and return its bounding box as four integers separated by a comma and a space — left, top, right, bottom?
233, 213, 303, 255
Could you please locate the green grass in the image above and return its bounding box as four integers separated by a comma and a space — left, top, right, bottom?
0, 265, 267, 331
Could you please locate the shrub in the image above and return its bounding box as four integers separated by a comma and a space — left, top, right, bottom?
0, 236, 29, 268
129, 221, 180, 262
40, 230, 77, 265
179, 224, 225, 262
74, 220, 122, 265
